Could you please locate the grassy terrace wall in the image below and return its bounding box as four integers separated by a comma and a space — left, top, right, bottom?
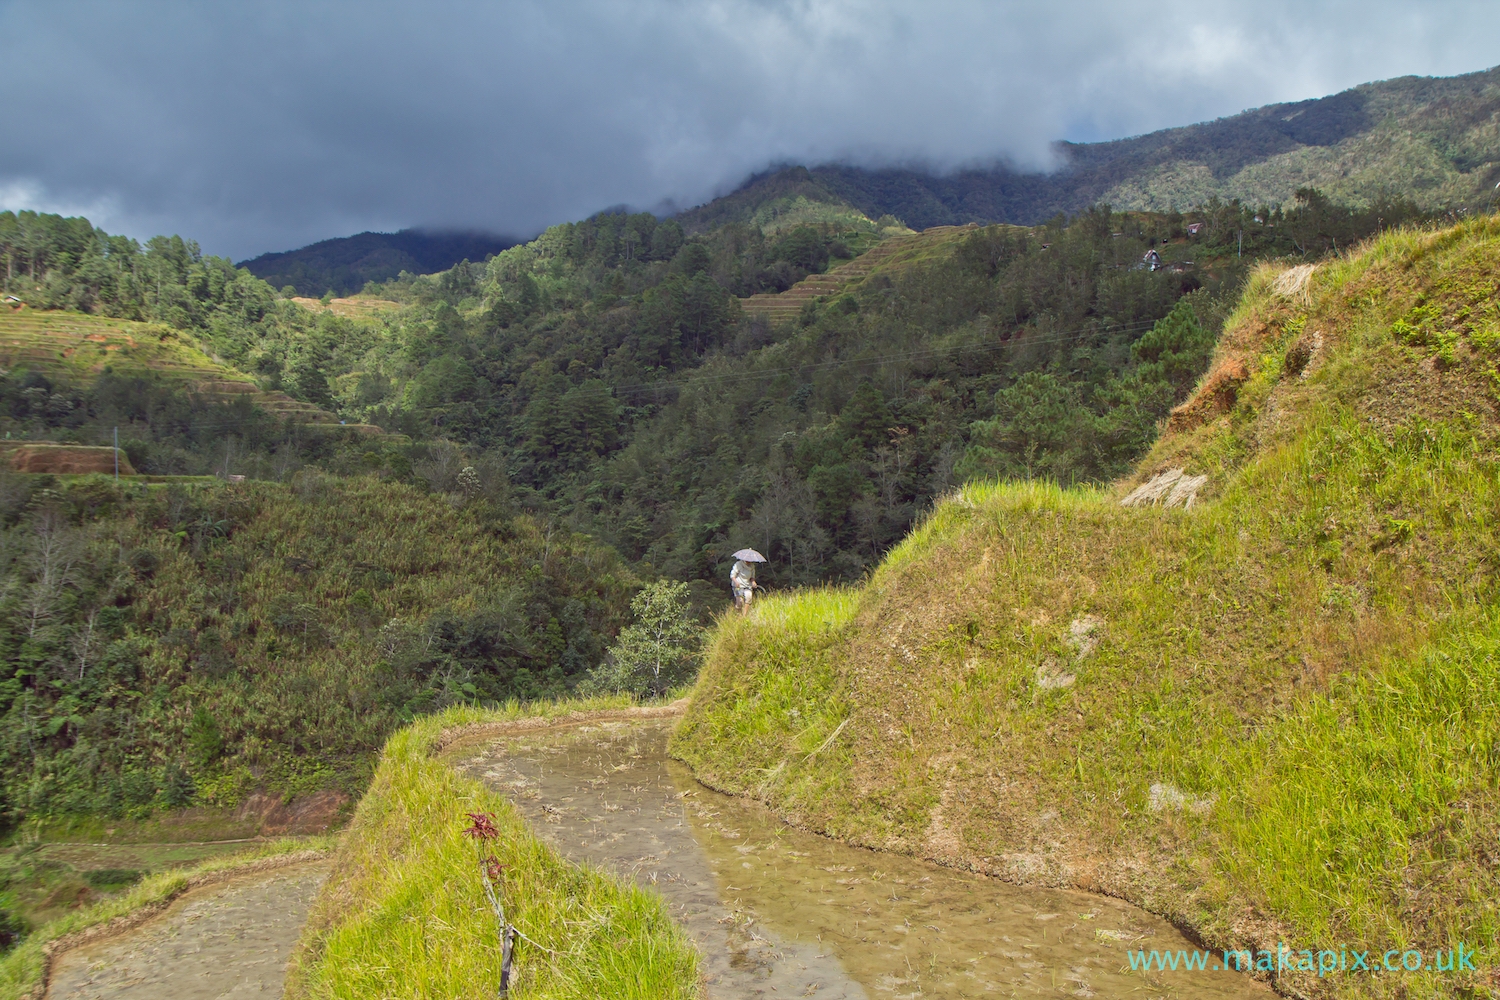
286, 700, 699, 1000
672, 219, 1500, 999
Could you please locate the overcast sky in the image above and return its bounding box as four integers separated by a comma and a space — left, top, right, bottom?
1, 1, 1495, 260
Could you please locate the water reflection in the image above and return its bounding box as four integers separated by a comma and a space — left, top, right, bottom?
451, 720, 1265, 999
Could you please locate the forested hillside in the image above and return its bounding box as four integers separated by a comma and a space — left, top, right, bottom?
0, 171, 1441, 831
228, 191, 1425, 585
3, 184, 1432, 587
0, 210, 410, 477
0, 471, 634, 823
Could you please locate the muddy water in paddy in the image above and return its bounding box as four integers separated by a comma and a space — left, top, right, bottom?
453, 720, 1266, 1000
46, 862, 327, 1000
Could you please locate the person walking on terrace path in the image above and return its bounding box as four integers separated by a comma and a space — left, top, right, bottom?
730, 548, 765, 613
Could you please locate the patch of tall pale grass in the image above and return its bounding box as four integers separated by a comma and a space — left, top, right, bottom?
746, 586, 860, 636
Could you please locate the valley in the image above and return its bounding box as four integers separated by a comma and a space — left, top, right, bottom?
0, 61, 1497, 1000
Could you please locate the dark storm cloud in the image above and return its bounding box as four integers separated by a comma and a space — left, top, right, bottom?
1, 0, 1495, 259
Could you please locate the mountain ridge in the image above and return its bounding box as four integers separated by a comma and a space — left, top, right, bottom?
685, 64, 1500, 232
238, 227, 518, 297
238, 65, 1498, 285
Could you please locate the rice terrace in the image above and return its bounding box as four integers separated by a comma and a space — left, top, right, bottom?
1, 9, 1498, 999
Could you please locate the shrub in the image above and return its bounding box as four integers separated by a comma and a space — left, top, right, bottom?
581, 581, 702, 698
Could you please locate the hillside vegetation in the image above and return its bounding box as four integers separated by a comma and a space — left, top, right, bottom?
368, 192, 1427, 585
3, 180, 1430, 585
256, 201, 1371, 585
0, 301, 413, 484
0, 212, 417, 477
672, 217, 1500, 998
0, 307, 371, 441
0, 472, 635, 827
0, 147, 1455, 848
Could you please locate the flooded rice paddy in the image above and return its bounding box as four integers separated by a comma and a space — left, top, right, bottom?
452, 719, 1267, 999
46, 862, 327, 1000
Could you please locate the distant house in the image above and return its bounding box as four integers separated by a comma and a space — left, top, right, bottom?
1186, 223, 1204, 236
1141, 249, 1163, 271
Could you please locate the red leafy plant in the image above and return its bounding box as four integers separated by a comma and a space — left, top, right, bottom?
462, 811, 510, 904
462, 811, 518, 993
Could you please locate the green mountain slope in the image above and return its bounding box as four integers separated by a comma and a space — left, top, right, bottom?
85, 189, 1407, 586
239, 228, 519, 298
672, 217, 1500, 997
0, 213, 423, 477
2, 172, 1440, 589
742, 65, 1500, 229
327, 207, 1233, 584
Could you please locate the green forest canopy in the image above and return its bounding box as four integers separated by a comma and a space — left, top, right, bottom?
2, 189, 1435, 586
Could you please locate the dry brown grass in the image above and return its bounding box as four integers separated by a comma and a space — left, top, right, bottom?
5, 444, 134, 475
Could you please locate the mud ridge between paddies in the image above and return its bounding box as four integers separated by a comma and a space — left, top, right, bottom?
430, 698, 689, 756
672, 217, 1500, 999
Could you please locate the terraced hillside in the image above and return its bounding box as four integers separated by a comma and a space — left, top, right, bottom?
287, 296, 404, 320
740, 224, 980, 321
675, 217, 1500, 998
0, 306, 377, 432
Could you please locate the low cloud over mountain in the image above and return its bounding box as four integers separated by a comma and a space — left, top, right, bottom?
1, 1, 1495, 259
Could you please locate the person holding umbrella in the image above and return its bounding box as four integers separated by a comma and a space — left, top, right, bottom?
730, 548, 766, 613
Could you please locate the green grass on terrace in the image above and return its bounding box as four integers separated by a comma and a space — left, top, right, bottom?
0, 308, 254, 385
286, 699, 700, 1000
672, 217, 1500, 1000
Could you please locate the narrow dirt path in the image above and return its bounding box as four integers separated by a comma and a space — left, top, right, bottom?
45, 861, 327, 1000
